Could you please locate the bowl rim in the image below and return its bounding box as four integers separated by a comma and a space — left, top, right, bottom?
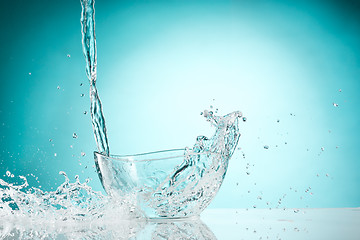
94, 148, 220, 163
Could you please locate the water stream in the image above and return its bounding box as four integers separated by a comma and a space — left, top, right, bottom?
0, 0, 242, 238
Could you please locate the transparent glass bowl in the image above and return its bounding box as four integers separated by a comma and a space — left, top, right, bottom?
94, 148, 230, 220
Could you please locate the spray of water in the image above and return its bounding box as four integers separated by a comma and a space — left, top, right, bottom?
0, 0, 242, 237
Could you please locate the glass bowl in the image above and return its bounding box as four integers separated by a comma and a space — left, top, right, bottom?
94, 148, 231, 220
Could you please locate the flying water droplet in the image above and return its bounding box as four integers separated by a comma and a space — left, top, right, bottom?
264, 145, 269, 149
83, 111, 87, 115
81, 152, 86, 157
294, 209, 300, 213
80, 94, 85, 97
321, 147, 324, 151
242, 117, 247, 122
332, 102, 339, 107
54, 153, 57, 157
6, 171, 11, 177
57, 86, 61, 90
73, 133, 78, 139
67, 54, 71, 58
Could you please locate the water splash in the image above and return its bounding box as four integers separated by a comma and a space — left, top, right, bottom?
0, 172, 139, 221
95, 110, 242, 218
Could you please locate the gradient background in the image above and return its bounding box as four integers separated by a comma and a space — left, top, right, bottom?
0, 0, 359, 209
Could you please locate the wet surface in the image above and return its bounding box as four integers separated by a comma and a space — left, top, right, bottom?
1, 208, 358, 239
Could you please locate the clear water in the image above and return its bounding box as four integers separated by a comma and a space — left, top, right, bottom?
0, 0, 242, 237
80, 0, 110, 156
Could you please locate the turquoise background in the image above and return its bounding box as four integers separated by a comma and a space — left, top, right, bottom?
0, 0, 359, 209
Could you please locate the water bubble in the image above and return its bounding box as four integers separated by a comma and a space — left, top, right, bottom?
332, 102, 339, 107
6, 171, 11, 177
242, 117, 247, 122
83, 111, 87, 115
80, 94, 85, 97
67, 54, 71, 58
81, 152, 86, 157
264, 145, 269, 149
73, 133, 78, 139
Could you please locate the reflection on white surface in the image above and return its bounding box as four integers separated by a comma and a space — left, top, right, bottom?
0, 215, 215, 240
202, 208, 360, 240
0, 208, 359, 239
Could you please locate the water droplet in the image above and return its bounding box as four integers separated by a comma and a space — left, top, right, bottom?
80, 93, 85, 97
83, 111, 87, 115
57, 86, 60, 90
81, 152, 86, 157
49, 139, 53, 142
294, 209, 300, 213
277, 119, 280, 123
73, 133, 78, 139
321, 147, 324, 151
242, 117, 247, 122
339, 89, 342, 92
28, 72, 31, 75
6, 171, 11, 177
333, 102, 339, 107
54, 153, 57, 157
67, 54, 71, 58
264, 145, 269, 149
80, 83, 83, 86
246, 172, 250, 175
236, 182, 239, 186
70, 145, 73, 149
210, 105, 213, 109
326, 173, 329, 177
10, 174, 14, 178
253, 205, 257, 208
257, 196, 262, 200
